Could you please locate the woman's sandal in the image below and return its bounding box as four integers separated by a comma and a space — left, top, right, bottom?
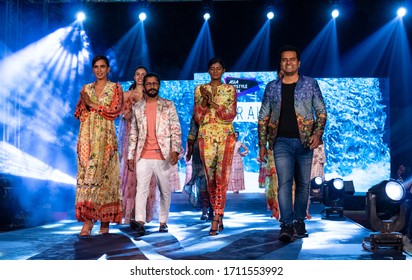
218, 214, 224, 232
99, 222, 110, 234
79, 220, 94, 237
209, 219, 219, 236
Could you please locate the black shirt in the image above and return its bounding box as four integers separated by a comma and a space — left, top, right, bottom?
277, 82, 300, 138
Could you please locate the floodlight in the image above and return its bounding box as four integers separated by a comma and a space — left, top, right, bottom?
137, 0, 149, 22
202, 0, 213, 21
322, 178, 345, 218
362, 179, 406, 251
76, 12, 86, 22
203, 12, 211, 21
265, 0, 275, 20
331, 9, 339, 18
310, 176, 324, 203
139, 12, 147, 21
397, 7, 407, 18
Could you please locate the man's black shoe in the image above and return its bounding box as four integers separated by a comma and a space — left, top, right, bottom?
130, 220, 145, 236
279, 224, 295, 242
294, 220, 308, 238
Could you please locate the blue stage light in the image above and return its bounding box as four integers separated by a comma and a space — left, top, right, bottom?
322, 178, 345, 217
363, 179, 406, 251
139, 12, 147, 21
76, 12, 86, 22
203, 12, 210, 21
267, 11, 274, 20
201, 0, 213, 21
331, 9, 339, 18
397, 7, 407, 18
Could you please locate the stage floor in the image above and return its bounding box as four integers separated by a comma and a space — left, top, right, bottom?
0, 192, 410, 261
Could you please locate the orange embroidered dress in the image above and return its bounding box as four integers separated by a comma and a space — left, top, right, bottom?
74, 81, 123, 223
194, 83, 237, 216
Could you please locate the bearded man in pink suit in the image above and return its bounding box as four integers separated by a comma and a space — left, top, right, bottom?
127, 72, 182, 236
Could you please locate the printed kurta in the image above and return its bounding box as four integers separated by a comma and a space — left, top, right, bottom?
74, 81, 123, 223
183, 117, 208, 209
194, 83, 237, 216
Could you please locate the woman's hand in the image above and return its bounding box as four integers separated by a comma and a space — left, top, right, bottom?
80, 90, 97, 110
200, 86, 209, 107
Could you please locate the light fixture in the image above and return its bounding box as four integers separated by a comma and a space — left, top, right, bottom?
202, 0, 213, 21
329, 0, 340, 19
310, 176, 324, 203
265, 0, 275, 20
76, 11, 86, 22
139, 12, 147, 21
203, 12, 210, 21
362, 179, 406, 251
397, 7, 407, 18
322, 178, 345, 218
138, 0, 149, 22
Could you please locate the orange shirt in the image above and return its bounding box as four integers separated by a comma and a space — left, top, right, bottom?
141, 100, 164, 160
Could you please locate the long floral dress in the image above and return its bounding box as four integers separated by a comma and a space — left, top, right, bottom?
183, 116, 209, 210
228, 140, 249, 192
194, 83, 237, 216
262, 150, 280, 219
118, 91, 159, 224
183, 139, 208, 209
74, 81, 123, 224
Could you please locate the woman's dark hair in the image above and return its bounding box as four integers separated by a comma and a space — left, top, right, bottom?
92, 55, 110, 67
129, 65, 148, 90
208, 57, 226, 70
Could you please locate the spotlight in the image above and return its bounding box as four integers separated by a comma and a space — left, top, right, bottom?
265, 0, 275, 20
397, 7, 407, 18
362, 179, 406, 251
322, 178, 345, 218
139, 12, 147, 21
202, 0, 213, 21
76, 12, 86, 22
203, 12, 211, 21
331, 9, 339, 18
138, 0, 149, 22
310, 176, 324, 203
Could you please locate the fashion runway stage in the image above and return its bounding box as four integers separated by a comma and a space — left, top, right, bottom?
0, 192, 410, 261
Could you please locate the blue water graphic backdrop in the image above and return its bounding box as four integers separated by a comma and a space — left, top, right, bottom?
120, 72, 390, 193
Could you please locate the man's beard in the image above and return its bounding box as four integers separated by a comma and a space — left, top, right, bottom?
146, 89, 159, 98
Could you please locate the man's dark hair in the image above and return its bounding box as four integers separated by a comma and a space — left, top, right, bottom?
143, 72, 160, 85
278, 45, 301, 62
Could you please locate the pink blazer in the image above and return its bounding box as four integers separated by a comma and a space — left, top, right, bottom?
127, 97, 182, 162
